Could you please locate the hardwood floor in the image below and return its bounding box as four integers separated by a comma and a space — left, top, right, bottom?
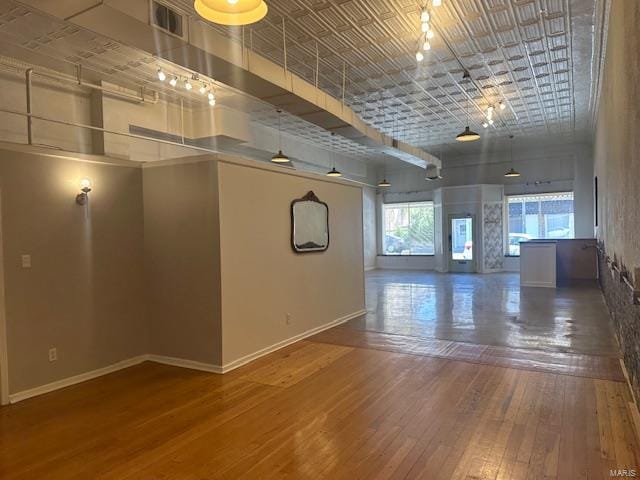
1, 272, 638, 479
1, 339, 638, 479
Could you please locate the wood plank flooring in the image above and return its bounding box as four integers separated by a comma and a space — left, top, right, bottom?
310, 326, 625, 382
1, 338, 638, 479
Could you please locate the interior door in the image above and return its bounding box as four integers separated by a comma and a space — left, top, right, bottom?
449, 214, 476, 273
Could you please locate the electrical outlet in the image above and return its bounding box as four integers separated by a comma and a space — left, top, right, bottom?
21, 254, 32, 268
285, 313, 291, 325
48, 348, 57, 362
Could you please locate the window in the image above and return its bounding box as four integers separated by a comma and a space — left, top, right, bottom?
506, 192, 575, 255
383, 202, 435, 255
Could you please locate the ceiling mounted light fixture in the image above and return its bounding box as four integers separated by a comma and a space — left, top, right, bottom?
499, 101, 506, 110
456, 72, 480, 142
184, 78, 192, 91
416, 51, 424, 62
271, 109, 290, 163
169, 76, 178, 87
194, 0, 268, 26
326, 133, 342, 177
432, 0, 442, 6
421, 9, 430, 22
504, 135, 521, 177
378, 178, 391, 188
157, 69, 166, 81
199, 83, 207, 94
423, 40, 431, 51
421, 21, 430, 33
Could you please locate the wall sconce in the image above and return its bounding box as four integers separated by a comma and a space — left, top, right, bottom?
76, 178, 92, 205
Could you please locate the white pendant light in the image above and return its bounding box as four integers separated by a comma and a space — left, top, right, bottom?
271, 109, 290, 163
326, 132, 342, 177
504, 135, 521, 177
455, 72, 480, 142
378, 178, 391, 188
194, 0, 268, 26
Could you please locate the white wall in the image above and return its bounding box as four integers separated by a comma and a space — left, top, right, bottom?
373, 141, 595, 271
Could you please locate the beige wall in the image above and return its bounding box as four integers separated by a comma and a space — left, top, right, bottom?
594, 0, 640, 280
218, 159, 365, 365
143, 158, 222, 365
0, 146, 146, 393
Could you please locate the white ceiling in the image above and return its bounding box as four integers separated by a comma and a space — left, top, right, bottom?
0, 0, 602, 162
0, 0, 392, 163
166, 0, 600, 154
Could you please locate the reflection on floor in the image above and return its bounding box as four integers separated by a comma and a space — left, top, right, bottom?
348, 270, 619, 357
1, 270, 638, 478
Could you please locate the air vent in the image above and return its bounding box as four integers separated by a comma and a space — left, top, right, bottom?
151, 1, 183, 38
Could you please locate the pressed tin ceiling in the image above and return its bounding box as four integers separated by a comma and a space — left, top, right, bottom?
0, 0, 602, 160
167, 0, 599, 154
0, 0, 394, 163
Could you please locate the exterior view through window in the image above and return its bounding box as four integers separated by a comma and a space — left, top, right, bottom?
507, 192, 575, 255
383, 202, 435, 255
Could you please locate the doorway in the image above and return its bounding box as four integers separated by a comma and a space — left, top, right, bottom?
449, 214, 476, 273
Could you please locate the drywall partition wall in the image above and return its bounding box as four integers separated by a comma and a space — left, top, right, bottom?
143, 158, 222, 366
0, 144, 146, 394
594, 0, 640, 407
217, 157, 365, 366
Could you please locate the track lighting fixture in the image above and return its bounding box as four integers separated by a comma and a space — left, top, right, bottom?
426, 29, 434, 39
421, 9, 430, 22
416, 51, 424, 62
433, 0, 442, 6
482, 122, 489, 128
169, 76, 178, 87
199, 83, 207, 94
499, 101, 506, 110
157, 69, 166, 81
184, 78, 192, 91
423, 40, 431, 51
421, 21, 430, 33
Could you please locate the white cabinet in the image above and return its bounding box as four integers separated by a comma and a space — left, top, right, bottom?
520, 241, 557, 288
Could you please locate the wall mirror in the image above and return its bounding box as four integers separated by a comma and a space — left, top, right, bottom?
291, 191, 329, 253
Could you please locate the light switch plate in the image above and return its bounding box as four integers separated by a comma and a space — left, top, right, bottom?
21, 254, 31, 268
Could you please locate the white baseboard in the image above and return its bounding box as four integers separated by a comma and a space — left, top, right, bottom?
7, 309, 366, 404
146, 354, 223, 374
8, 355, 148, 404
219, 309, 367, 373
364, 266, 377, 272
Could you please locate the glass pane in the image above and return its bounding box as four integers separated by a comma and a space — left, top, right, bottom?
507, 192, 575, 255
383, 202, 434, 255
451, 217, 473, 260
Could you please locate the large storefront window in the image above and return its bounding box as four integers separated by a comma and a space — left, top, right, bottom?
383, 202, 435, 255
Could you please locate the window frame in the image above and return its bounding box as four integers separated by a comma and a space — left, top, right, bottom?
381, 201, 436, 257
504, 191, 575, 257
